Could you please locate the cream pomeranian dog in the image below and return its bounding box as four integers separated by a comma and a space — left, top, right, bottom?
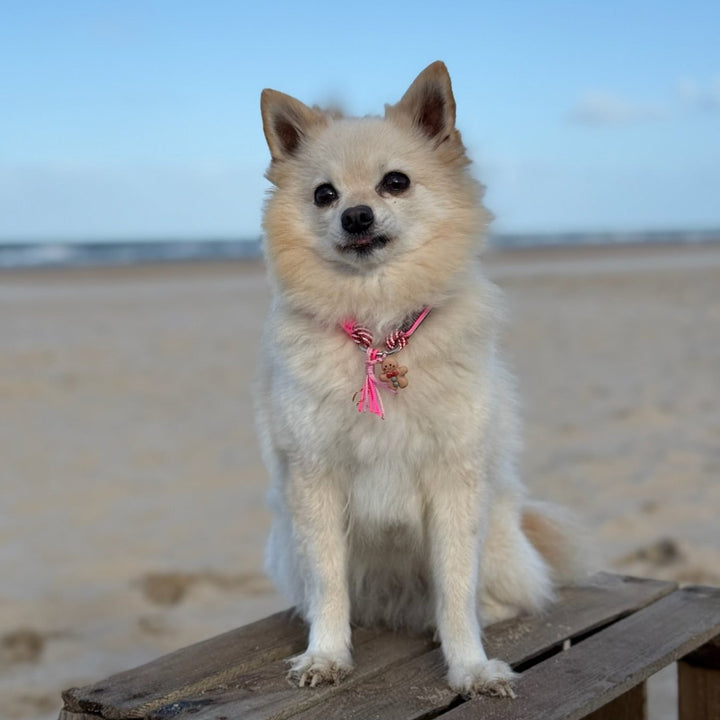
256, 61, 583, 698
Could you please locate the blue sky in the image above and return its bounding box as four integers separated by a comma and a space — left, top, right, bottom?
1, 0, 719, 240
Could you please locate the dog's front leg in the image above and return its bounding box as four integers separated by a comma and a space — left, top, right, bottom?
429, 479, 517, 698
287, 470, 352, 687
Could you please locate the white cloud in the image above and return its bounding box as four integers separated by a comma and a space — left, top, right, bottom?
677, 77, 720, 111
569, 76, 720, 128
568, 92, 665, 126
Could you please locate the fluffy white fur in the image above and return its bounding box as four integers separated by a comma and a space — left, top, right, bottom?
255, 61, 582, 697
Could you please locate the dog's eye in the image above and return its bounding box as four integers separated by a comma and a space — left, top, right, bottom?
380, 171, 410, 195
314, 183, 338, 207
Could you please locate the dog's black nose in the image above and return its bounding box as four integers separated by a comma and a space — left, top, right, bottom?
341, 205, 374, 234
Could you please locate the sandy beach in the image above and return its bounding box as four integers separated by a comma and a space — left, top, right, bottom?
1, 243, 719, 719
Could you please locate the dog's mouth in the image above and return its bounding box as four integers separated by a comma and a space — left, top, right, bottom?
336, 234, 391, 257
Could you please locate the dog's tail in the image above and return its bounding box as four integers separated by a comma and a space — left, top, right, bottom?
521, 501, 596, 584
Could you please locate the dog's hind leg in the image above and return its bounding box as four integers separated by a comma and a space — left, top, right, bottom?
479, 495, 555, 625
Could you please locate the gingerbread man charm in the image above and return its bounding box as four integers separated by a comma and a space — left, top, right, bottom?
378, 356, 408, 390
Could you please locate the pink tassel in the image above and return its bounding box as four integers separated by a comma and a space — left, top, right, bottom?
356, 348, 385, 419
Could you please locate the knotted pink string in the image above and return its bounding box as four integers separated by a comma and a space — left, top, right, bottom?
356, 348, 385, 419
343, 306, 431, 352
343, 308, 431, 420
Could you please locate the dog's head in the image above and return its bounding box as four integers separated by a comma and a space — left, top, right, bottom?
260, 62, 489, 323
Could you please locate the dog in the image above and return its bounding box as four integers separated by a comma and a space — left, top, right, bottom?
255, 61, 583, 698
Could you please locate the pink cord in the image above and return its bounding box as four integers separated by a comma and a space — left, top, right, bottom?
343, 307, 431, 351
403, 306, 431, 338
356, 348, 385, 418
343, 307, 431, 419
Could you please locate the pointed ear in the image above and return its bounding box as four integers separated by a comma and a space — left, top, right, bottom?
261, 89, 325, 162
386, 61, 457, 144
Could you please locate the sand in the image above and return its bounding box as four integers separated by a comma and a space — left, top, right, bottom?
1, 243, 719, 719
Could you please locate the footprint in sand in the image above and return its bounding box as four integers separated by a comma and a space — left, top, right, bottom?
616, 537, 684, 568
1, 628, 45, 665
139, 571, 274, 606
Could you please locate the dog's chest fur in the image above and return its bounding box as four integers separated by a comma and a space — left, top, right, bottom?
346, 395, 431, 536
262, 299, 493, 538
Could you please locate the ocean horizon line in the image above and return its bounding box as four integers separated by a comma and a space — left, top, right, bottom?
1, 230, 719, 270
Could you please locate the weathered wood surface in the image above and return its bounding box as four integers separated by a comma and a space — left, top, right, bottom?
443, 585, 720, 720
285, 574, 674, 720
59, 574, 720, 720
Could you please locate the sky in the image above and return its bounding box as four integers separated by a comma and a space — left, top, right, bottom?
1, 0, 719, 241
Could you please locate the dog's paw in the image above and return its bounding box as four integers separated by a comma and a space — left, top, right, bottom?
287, 651, 353, 688
448, 658, 518, 699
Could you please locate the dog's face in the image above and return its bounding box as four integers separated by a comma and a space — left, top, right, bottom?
291, 118, 424, 271
260, 62, 488, 321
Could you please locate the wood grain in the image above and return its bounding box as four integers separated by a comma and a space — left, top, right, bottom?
62, 609, 308, 718
442, 585, 720, 720
285, 574, 675, 720
59, 574, 689, 720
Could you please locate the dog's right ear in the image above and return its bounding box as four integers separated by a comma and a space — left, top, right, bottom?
261, 89, 325, 162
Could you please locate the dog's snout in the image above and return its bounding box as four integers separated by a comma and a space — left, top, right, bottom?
341, 205, 374, 234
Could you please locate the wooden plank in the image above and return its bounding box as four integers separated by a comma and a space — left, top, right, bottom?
441, 584, 720, 720
678, 636, 720, 720
485, 573, 675, 667
146, 573, 675, 720
176, 628, 435, 720
58, 574, 675, 720
62, 608, 309, 718
282, 573, 673, 720
583, 682, 646, 720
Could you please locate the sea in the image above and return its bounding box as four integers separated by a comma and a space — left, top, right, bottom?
1, 231, 718, 270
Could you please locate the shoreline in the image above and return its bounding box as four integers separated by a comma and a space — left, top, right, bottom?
0, 237, 719, 279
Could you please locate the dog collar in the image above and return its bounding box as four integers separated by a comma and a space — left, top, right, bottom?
342, 307, 431, 419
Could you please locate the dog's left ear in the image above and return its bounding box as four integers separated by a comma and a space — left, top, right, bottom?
386, 61, 457, 146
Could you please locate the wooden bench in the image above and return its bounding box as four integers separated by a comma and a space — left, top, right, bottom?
59, 573, 720, 720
